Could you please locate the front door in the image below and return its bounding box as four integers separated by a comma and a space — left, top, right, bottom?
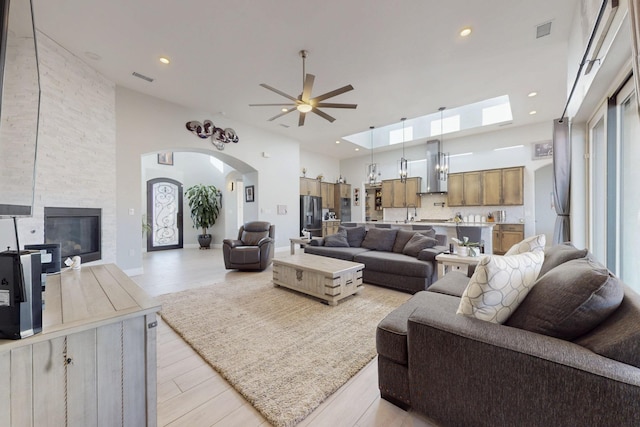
147, 178, 183, 251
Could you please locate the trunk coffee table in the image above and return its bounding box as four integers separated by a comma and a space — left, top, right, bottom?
272, 253, 364, 306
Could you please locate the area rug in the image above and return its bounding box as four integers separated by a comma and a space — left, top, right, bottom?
158, 277, 410, 427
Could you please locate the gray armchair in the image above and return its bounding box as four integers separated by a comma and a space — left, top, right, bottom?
223, 221, 275, 271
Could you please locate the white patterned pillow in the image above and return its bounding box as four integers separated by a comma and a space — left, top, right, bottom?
456, 251, 545, 323
504, 234, 546, 255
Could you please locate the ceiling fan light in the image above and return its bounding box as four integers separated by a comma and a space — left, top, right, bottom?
297, 104, 313, 113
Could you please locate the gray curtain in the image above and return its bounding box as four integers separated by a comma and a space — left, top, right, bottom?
552, 119, 571, 244
631, 0, 640, 113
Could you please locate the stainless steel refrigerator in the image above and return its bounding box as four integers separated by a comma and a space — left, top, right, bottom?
300, 195, 322, 237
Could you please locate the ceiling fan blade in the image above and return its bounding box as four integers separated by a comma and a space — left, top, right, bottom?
311, 108, 336, 123
259, 83, 298, 102
315, 102, 358, 109
301, 74, 315, 102
267, 108, 296, 121
298, 112, 306, 127
249, 103, 297, 107
311, 84, 354, 103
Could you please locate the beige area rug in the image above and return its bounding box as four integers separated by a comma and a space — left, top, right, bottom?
158, 276, 410, 427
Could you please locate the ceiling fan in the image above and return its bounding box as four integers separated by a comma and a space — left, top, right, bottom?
249, 50, 357, 126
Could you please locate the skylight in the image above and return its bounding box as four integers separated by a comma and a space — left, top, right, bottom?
343, 95, 512, 149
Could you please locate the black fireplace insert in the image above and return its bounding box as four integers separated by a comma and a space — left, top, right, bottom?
44, 207, 101, 263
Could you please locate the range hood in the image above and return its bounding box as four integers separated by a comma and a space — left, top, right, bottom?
419, 139, 448, 194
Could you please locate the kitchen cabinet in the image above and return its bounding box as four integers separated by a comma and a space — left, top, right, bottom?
448, 172, 482, 206
483, 167, 523, 206
0, 264, 160, 427
321, 182, 335, 209
300, 177, 320, 197
492, 224, 525, 255
381, 178, 422, 208
322, 220, 341, 237
336, 183, 351, 199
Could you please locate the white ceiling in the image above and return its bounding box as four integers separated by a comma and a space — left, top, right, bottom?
32, 0, 579, 159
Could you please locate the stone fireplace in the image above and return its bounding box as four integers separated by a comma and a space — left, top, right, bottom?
44, 207, 102, 263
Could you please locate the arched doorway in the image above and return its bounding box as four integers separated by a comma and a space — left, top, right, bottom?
146, 177, 184, 251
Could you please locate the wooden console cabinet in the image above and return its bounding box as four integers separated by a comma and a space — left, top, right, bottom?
492, 224, 525, 255
0, 264, 161, 427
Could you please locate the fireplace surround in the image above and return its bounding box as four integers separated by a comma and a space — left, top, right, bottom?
44, 207, 102, 263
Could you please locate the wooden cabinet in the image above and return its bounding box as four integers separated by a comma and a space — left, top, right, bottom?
448, 172, 482, 206
381, 178, 422, 208
322, 220, 341, 237
0, 264, 160, 427
321, 182, 335, 209
492, 224, 525, 255
483, 167, 523, 206
450, 167, 523, 207
300, 177, 320, 197
335, 183, 351, 199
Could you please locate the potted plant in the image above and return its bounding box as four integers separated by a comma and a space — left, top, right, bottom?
185, 184, 222, 249
451, 236, 480, 257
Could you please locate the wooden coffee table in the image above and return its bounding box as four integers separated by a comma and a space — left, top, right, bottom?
272, 253, 364, 306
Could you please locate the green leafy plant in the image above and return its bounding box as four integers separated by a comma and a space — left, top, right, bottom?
141, 215, 152, 237
185, 184, 222, 235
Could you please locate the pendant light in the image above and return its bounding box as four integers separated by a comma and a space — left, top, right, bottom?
399, 117, 408, 183
436, 107, 449, 181
367, 126, 378, 184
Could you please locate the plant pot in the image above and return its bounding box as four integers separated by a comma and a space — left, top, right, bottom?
457, 246, 468, 257
198, 234, 212, 249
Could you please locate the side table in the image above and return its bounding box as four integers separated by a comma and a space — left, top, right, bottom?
289, 237, 312, 254
435, 253, 482, 279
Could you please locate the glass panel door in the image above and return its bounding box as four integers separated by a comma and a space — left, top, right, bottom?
588, 109, 607, 263
147, 178, 183, 251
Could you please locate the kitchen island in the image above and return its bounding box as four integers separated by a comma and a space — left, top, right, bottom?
354, 221, 496, 254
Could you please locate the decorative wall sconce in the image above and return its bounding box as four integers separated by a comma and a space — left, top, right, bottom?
185, 120, 239, 151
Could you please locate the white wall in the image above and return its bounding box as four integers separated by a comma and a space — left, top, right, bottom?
116, 87, 300, 273
299, 149, 341, 183
339, 121, 553, 237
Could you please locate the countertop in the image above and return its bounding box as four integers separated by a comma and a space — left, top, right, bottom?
359, 221, 496, 228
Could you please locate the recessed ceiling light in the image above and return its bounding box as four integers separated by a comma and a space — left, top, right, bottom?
528, 91, 538, 97
529, 110, 537, 115
159, 56, 170, 64
460, 27, 472, 37
335, 140, 340, 144
281, 108, 288, 112
355, 148, 360, 151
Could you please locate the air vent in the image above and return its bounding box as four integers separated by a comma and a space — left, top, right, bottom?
536, 21, 552, 38
132, 72, 154, 82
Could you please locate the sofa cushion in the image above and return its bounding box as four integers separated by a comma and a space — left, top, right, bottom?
506, 258, 624, 340
376, 291, 460, 364
354, 251, 431, 278
392, 230, 419, 253
574, 286, 640, 368
361, 228, 398, 252
303, 246, 370, 261
402, 234, 438, 257
538, 242, 588, 277
241, 230, 269, 245
427, 271, 469, 297
504, 234, 546, 255
338, 225, 367, 248
324, 229, 349, 247
456, 251, 544, 323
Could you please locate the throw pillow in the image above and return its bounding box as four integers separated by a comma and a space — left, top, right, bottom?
504, 234, 546, 256
505, 258, 623, 340
456, 251, 544, 324
538, 242, 588, 277
361, 228, 398, 252
323, 229, 349, 247
392, 230, 419, 253
338, 225, 366, 247
402, 234, 438, 257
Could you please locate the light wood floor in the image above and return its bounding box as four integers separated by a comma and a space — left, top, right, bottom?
133, 247, 438, 427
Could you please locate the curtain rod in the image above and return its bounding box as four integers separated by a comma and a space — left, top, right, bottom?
559, 0, 610, 123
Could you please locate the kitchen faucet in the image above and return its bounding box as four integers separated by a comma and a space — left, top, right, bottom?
405, 204, 418, 223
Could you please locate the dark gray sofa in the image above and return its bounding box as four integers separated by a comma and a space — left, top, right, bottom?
304, 226, 447, 293
376, 244, 640, 426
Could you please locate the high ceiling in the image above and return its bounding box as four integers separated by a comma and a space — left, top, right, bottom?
32, 0, 579, 159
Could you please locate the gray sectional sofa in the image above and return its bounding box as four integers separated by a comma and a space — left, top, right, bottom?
304, 225, 447, 293
376, 243, 640, 426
